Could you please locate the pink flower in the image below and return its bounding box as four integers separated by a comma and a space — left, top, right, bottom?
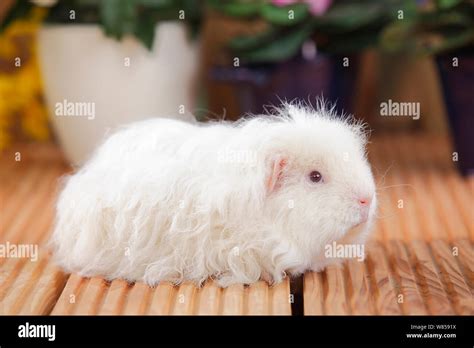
305, 0, 333, 16
271, 0, 333, 16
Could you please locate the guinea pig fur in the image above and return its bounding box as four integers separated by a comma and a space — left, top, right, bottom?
51, 102, 377, 287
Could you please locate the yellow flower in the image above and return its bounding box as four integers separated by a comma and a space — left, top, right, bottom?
22, 97, 50, 141
0, 7, 50, 150
0, 110, 13, 151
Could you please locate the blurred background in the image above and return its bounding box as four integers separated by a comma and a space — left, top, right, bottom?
0, 0, 473, 172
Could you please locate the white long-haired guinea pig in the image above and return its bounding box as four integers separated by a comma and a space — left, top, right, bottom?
51, 102, 377, 287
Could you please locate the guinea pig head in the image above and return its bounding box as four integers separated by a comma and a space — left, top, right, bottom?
262, 108, 377, 256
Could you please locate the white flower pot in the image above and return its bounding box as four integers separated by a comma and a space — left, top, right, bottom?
38, 23, 198, 165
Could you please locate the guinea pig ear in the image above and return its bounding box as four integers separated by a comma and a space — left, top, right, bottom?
266, 155, 287, 194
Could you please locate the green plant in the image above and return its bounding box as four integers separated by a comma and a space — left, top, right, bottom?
380, 0, 474, 55
210, 0, 474, 64
209, 0, 409, 64
1, 0, 202, 50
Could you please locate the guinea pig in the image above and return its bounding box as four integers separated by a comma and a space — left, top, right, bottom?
51, 102, 377, 287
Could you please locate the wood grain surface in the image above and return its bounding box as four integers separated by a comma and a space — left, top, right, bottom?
0, 135, 472, 315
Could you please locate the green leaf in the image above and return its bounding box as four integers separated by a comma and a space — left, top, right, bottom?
429, 30, 474, 54
437, 0, 462, 9
380, 11, 474, 55
229, 27, 279, 51
260, 3, 308, 26
75, 0, 102, 6
99, 0, 138, 40
314, 3, 383, 31
323, 30, 379, 53
134, 13, 156, 49
212, 1, 262, 18
181, 0, 203, 20
239, 23, 314, 63
137, 0, 175, 8
379, 20, 416, 53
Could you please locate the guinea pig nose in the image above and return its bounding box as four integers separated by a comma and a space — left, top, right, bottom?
358, 197, 371, 206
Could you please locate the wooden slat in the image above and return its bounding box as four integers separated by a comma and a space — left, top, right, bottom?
270, 279, 292, 315
430, 240, 473, 315
407, 240, 455, 315
0, 167, 43, 237
0, 166, 61, 245
246, 281, 269, 315
171, 282, 197, 315
324, 265, 350, 315
303, 272, 324, 315
446, 175, 474, 238
220, 284, 245, 315
405, 169, 447, 241
147, 282, 175, 315
195, 280, 221, 315
365, 242, 402, 314
1, 258, 49, 314
17, 262, 68, 315
456, 239, 473, 289
123, 282, 152, 315
51, 274, 86, 315
386, 240, 428, 314
0, 158, 68, 314
0, 202, 56, 311
73, 277, 108, 315
346, 259, 375, 315
99, 280, 129, 315
426, 172, 471, 240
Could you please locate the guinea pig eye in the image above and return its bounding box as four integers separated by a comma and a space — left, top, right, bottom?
309, 170, 323, 183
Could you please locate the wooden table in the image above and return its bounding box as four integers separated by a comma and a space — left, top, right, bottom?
0, 133, 472, 315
